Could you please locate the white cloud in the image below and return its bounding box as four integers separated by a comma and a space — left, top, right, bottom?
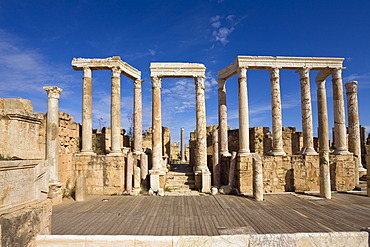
210, 14, 243, 46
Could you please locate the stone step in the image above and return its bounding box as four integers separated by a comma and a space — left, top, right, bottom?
166, 179, 195, 185
167, 172, 193, 176
166, 175, 194, 181
165, 190, 200, 196
165, 185, 195, 190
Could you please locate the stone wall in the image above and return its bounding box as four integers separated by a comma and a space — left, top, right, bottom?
0, 98, 45, 160
74, 155, 126, 195
142, 127, 171, 160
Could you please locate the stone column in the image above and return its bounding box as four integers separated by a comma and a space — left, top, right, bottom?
80, 67, 95, 155
218, 79, 230, 156
212, 129, 220, 187
252, 155, 263, 201
316, 78, 331, 199
126, 152, 133, 193
151, 76, 163, 170
110, 67, 122, 155
238, 67, 250, 155
180, 127, 185, 162
269, 67, 286, 156
298, 67, 317, 155
133, 79, 143, 154
195, 76, 208, 171
345, 81, 365, 184
332, 68, 349, 154
43, 86, 62, 182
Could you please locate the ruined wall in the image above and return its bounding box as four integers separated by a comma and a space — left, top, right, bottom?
74, 155, 126, 195
142, 127, 171, 160
0, 98, 45, 160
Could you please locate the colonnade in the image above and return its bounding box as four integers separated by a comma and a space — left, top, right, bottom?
72, 57, 142, 155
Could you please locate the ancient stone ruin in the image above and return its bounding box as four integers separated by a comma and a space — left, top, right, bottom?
0, 55, 369, 246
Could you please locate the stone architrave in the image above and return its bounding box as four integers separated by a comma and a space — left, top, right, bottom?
43, 86, 62, 183
298, 67, 317, 155
212, 129, 220, 187
218, 79, 230, 156
345, 81, 366, 184
237, 68, 250, 155
195, 76, 208, 172
180, 127, 185, 162
126, 152, 133, 193
268, 67, 285, 156
332, 68, 349, 154
80, 67, 95, 155
316, 76, 331, 199
110, 67, 122, 155
133, 79, 143, 154
151, 76, 163, 171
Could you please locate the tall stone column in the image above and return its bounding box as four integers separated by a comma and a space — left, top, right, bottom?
43, 86, 62, 182
133, 79, 143, 154
316, 78, 331, 199
332, 68, 349, 154
238, 67, 250, 155
81, 67, 95, 155
151, 76, 163, 170
110, 67, 122, 155
345, 81, 366, 185
180, 127, 185, 162
298, 67, 317, 155
218, 79, 230, 156
212, 129, 220, 187
269, 67, 285, 156
194, 76, 208, 171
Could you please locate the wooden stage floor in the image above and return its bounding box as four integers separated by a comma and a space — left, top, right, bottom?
51, 193, 370, 236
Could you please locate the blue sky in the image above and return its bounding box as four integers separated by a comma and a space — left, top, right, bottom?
1, 0, 370, 143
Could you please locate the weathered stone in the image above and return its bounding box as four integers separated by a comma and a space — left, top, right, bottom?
75, 174, 87, 201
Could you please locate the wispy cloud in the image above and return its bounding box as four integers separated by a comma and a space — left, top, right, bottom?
343, 72, 370, 88
210, 14, 244, 45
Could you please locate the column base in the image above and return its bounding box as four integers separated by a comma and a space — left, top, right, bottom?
268, 150, 286, 156
77, 151, 96, 156
107, 152, 123, 156
302, 147, 318, 155
333, 149, 351, 155
149, 169, 166, 192
220, 151, 231, 157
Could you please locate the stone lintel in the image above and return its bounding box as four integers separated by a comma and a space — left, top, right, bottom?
72, 57, 141, 80
218, 56, 345, 80
150, 63, 206, 78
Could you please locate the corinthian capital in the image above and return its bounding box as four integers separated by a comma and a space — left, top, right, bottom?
345, 81, 358, 94
83, 67, 92, 78
237, 67, 247, 79
111, 67, 122, 77
151, 76, 162, 89
331, 68, 342, 80
268, 67, 280, 79
43, 86, 62, 99
297, 67, 310, 79
195, 76, 206, 89
134, 79, 143, 89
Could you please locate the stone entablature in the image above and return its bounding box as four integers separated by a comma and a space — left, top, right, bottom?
150, 63, 206, 78
218, 56, 345, 79
72, 56, 141, 80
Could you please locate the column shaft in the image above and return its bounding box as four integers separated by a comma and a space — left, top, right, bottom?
218, 79, 230, 156
345, 81, 365, 184
238, 68, 250, 154
332, 68, 349, 154
317, 79, 331, 199
151, 77, 162, 170
269, 67, 285, 155
133, 79, 143, 153
81, 67, 94, 154
212, 129, 220, 187
298, 68, 317, 155
110, 67, 122, 154
195, 76, 207, 171
43, 86, 62, 182
180, 127, 185, 162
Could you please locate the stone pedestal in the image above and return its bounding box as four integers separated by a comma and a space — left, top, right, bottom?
48, 182, 63, 205
194, 169, 211, 193
149, 169, 166, 192
75, 175, 87, 201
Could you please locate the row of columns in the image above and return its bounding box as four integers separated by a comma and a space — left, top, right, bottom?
218, 67, 351, 157
79, 66, 142, 156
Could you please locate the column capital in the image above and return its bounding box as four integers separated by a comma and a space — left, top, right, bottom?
316, 79, 326, 89
134, 79, 143, 89
237, 67, 247, 78
331, 67, 343, 79
43, 86, 62, 99
83, 67, 92, 78
297, 67, 311, 78
345, 81, 358, 94
111, 67, 122, 77
151, 76, 162, 89
268, 67, 280, 79
195, 76, 206, 89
